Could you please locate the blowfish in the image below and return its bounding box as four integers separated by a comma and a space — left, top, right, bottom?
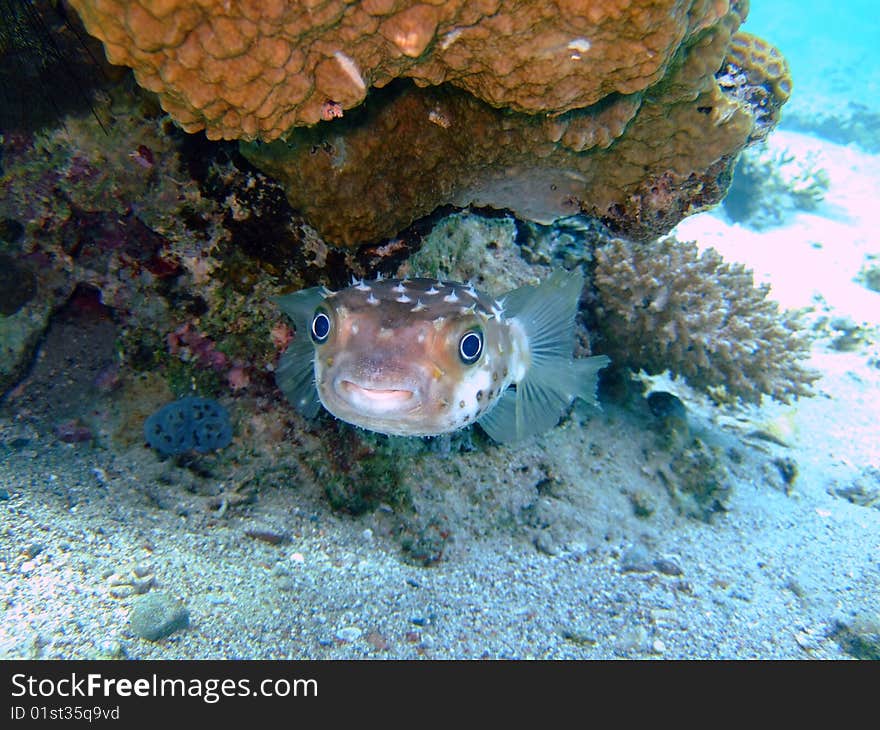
275, 269, 609, 443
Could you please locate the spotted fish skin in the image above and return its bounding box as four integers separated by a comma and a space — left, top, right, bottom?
275, 270, 609, 442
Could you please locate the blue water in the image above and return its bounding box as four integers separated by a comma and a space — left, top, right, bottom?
748, 0, 880, 137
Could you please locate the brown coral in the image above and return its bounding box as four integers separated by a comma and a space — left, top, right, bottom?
241, 15, 776, 246
68, 2, 790, 249
68, 0, 739, 141
591, 237, 818, 404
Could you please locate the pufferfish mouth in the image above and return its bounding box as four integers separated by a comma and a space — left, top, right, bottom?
339, 380, 416, 405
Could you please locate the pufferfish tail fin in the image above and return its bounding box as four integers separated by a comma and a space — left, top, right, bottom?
274, 287, 326, 418
477, 269, 610, 443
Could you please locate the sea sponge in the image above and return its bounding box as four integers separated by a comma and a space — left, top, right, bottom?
67, 0, 737, 141
591, 237, 818, 404
144, 396, 232, 455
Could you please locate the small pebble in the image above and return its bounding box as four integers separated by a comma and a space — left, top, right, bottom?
652, 638, 666, 654
109, 584, 134, 599
654, 558, 683, 576
535, 531, 560, 556
616, 625, 649, 652
559, 624, 597, 646
336, 626, 362, 643
132, 574, 155, 594
621, 545, 654, 573
129, 592, 189, 641
245, 528, 287, 545
786, 577, 807, 598
365, 631, 388, 651
91, 640, 127, 660
794, 630, 823, 652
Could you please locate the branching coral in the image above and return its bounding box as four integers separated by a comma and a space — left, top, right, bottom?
723, 140, 830, 228
591, 236, 818, 404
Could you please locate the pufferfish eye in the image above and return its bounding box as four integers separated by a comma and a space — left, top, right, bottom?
311, 310, 332, 343
458, 329, 483, 364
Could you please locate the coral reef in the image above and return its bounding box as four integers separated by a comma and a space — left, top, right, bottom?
403, 209, 542, 292
0, 284, 118, 443
723, 140, 830, 228
856, 256, 880, 294
516, 216, 606, 270
0, 85, 328, 401
240, 21, 788, 247
0, 246, 75, 396
0, 253, 36, 316
306, 423, 412, 516
590, 236, 818, 404
67, 1, 791, 249
242, 20, 755, 246
657, 436, 732, 521
784, 101, 880, 154
68, 0, 739, 141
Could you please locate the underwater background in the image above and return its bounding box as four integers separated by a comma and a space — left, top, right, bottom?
0, 0, 878, 659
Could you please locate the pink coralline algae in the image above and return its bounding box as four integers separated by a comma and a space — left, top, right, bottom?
167, 323, 229, 371
227, 364, 250, 391
320, 101, 344, 122
129, 144, 155, 169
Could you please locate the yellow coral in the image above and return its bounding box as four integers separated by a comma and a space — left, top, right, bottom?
717, 31, 792, 143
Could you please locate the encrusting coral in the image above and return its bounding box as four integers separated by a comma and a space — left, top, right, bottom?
591, 237, 818, 404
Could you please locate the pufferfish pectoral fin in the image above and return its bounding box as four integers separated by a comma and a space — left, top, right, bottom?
478, 355, 610, 442
475, 388, 518, 443
479, 269, 611, 442
274, 288, 326, 418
